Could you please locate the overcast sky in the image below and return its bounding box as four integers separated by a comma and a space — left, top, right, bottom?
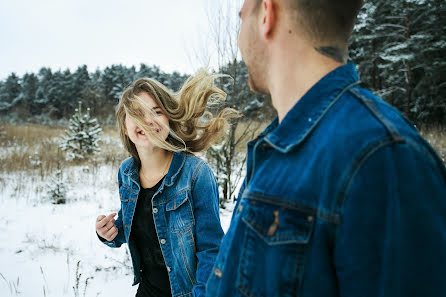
0, 0, 230, 80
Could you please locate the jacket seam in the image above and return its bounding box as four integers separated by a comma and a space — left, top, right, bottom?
349, 88, 405, 142
332, 137, 406, 243
191, 161, 205, 192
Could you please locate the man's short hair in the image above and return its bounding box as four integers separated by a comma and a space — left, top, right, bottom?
286, 0, 364, 47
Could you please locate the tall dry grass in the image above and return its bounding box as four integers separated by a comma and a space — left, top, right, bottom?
233, 120, 269, 153
0, 122, 444, 179
0, 123, 128, 180
420, 126, 446, 164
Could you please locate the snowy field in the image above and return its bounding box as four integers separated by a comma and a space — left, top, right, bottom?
0, 162, 235, 297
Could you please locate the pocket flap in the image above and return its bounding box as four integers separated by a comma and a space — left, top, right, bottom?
165, 192, 189, 211
241, 194, 316, 245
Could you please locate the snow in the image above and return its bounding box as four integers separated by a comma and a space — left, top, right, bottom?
0, 160, 236, 296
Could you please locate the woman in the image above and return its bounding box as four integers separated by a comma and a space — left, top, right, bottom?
95, 69, 238, 297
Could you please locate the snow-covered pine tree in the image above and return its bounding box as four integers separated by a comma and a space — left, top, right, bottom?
0, 73, 21, 112
46, 167, 67, 204
350, 0, 446, 125
60, 101, 102, 160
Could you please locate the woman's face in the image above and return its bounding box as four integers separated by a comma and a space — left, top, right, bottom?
125, 92, 170, 150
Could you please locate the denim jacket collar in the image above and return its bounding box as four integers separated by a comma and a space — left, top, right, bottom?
122, 151, 187, 188
263, 63, 360, 153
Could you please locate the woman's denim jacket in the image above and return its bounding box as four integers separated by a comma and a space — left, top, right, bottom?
100, 151, 224, 297
206, 64, 446, 297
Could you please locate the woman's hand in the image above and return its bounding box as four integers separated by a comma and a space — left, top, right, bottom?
96, 213, 118, 241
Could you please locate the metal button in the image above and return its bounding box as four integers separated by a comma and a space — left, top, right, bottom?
214, 268, 223, 278
167, 266, 171, 272
307, 215, 314, 222
153, 208, 158, 213
160, 239, 166, 244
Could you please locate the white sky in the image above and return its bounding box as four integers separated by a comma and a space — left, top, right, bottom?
0, 0, 231, 80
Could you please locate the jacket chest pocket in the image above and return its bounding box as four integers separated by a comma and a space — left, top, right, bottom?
119, 186, 137, 220
238, 198, 315, 297
165, 191, 195, 233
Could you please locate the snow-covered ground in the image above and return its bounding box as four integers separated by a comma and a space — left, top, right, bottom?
0, 163, 236, 297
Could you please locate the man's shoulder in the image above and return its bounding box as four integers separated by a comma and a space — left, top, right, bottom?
306, 86, 431, 174
324, 87, 418, 145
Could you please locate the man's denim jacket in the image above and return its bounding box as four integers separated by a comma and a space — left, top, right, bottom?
206, 64, 446, 297
100, 151, 224, 297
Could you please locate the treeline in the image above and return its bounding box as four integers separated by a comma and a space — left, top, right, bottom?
0, 61, 273, 125
350, 0, 446, 125
0, 0, 444, 126
0, 64, 189, 124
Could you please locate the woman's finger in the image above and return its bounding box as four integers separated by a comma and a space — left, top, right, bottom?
97, 213, 116, 228
105, 226, 118, 240
105, 220, 115, 230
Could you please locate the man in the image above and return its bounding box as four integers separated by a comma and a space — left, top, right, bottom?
206, 0, 446, 296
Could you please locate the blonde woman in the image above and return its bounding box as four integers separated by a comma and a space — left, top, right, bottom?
95, 70, 238, 297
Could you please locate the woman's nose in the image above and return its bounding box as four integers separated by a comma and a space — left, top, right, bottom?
144, 116, 157, 127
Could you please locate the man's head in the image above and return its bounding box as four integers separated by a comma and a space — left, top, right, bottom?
282, 0, 364, 62
238, 0, 363, 93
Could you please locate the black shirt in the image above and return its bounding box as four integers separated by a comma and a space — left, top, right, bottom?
132, 177, 172, 297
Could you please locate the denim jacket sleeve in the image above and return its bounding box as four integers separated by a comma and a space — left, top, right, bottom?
191, 162, 225, 297
334, 140, 446, 296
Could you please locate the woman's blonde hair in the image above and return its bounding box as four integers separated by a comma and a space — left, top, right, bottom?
116, 68, 240, 166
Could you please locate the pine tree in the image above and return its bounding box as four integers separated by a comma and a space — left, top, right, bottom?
21, 73, 39, 115
350, 0, 446, 125
60, 101, 102, 160
0, 73, 21, 111
46, 167, 68, 204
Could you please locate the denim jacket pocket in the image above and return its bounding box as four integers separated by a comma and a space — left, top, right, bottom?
165, 190, 195, 232
238, 196, 315, 297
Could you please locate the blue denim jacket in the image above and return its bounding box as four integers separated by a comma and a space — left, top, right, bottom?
206, 64, 446, 297
100, 151, 224, 297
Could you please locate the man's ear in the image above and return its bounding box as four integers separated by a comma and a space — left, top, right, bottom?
260, 0, 276, 39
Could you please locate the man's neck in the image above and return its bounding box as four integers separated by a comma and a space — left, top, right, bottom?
268, 45, 343, 123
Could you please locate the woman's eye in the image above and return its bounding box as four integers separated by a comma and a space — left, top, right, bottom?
156, 111, 163, 115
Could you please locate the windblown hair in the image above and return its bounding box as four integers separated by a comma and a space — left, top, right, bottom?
116, 69, 240, 166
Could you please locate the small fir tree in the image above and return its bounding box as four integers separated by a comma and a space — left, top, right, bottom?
46, 167, 67, 204
60, 101, 102, 160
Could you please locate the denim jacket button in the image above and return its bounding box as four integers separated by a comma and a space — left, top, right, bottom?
160, 239, 166, 244
167, 266, 171, 272
153, 208, 158, 214
214, 268, 223, 278
307, 215, 314, 222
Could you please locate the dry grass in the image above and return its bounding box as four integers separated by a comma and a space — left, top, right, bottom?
420, 126, 446, 164
1, 122, 443, 178
2, 123, 65, 145
0, 123, 128, 178
233, 120, 269, 153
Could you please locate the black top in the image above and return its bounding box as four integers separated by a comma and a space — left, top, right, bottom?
132, 177, 172, 297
